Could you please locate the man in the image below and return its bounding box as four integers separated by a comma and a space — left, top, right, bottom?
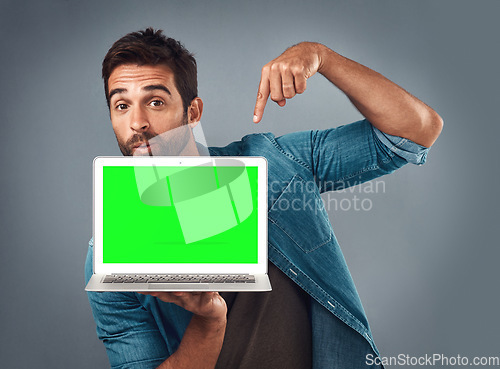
86, 28, 442, 369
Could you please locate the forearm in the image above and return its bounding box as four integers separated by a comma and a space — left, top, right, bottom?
316, 43, 443, 147
157, 315, 226, 369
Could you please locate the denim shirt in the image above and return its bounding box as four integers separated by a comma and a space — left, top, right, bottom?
85, 119, 429, 369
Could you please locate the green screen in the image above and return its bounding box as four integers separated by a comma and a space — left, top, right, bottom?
103, 165, 258, 263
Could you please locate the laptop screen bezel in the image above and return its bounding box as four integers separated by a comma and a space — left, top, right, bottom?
93, 156, 268, 275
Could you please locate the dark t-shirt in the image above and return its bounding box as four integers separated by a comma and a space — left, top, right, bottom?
215, 263, 312, 369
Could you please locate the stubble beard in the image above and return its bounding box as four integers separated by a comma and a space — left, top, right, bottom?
116, 115, 193, 157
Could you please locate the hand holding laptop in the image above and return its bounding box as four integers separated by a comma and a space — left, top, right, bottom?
140, 291, 228, 367
140, 291, 227, 322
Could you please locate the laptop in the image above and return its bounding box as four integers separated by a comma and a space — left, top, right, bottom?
85, 156, 272, 292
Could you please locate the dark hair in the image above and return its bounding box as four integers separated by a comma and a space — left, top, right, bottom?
102, 28, 197, 112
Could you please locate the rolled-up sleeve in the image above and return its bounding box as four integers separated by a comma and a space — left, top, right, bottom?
371, 125, 429, 165
273, 119, 431, 193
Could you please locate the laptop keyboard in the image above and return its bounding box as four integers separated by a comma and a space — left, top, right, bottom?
103, 274, 256, 284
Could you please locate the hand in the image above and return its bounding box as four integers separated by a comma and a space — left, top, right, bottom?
141, 291, 227, 324
143, 292, 228, 369
253, 42, 325, 123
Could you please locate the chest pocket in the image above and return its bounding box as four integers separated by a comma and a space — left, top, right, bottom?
268, 174, 332, 253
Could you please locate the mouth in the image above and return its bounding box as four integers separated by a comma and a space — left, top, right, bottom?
132, 141, 153, 155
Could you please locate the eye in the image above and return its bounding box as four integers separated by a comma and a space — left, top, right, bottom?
116, 103, 128, 111
149, 100, 164, 107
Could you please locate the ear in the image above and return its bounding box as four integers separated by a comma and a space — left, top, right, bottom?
187, 97, 203, 127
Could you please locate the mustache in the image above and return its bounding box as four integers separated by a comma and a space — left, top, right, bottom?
125, 131, 158, 148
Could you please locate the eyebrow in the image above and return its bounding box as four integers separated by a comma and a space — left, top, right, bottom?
108, 88, 126, 100
143, 84, 172, 96
108, 84, 172, 100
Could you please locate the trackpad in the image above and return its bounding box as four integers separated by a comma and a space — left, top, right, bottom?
148, 283, 210, 290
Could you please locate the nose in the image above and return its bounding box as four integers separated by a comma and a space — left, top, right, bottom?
129, 106, 150, 132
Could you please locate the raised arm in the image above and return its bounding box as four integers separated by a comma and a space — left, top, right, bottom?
253, 42, 443, 147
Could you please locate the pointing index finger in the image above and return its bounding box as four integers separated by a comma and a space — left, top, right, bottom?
253, 69, 270, 123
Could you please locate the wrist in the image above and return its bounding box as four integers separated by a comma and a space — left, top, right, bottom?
317, 43, 337, 76
191, 314, 227, 335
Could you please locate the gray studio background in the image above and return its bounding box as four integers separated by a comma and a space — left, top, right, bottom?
1, 0, 498, 368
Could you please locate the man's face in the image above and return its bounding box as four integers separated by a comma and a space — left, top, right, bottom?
107, 64, 192, 156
